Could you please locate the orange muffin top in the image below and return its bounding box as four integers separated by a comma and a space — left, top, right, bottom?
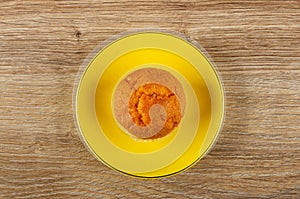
129, 83, 181, 139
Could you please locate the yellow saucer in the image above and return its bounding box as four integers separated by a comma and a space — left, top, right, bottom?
75, 31, 224, 178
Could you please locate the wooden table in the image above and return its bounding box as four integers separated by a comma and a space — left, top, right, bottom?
1, 1, 299, 198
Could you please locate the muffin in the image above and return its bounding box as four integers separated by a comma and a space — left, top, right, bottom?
113, 68, 186, 139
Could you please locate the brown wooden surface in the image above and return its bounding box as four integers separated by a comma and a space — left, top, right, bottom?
1, 1, 300, 198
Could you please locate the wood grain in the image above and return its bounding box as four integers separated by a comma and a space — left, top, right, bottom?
1, 0, 299, 198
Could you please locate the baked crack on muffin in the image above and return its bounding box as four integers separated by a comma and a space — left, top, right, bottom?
129, 83, 181, 139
